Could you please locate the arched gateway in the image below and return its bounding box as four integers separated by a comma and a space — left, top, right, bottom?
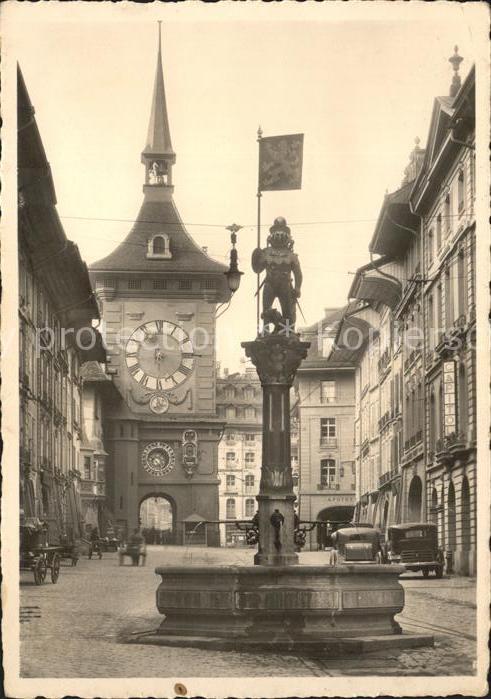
316, 505, 355, 549
139, 494, 175, 544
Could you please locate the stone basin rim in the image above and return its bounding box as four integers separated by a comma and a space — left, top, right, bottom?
155, 564, 406, 576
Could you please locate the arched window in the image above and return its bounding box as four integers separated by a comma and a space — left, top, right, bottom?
245, 499, 255, 518
428, 229, 434, 266
147, 234, 171, 259
444, 192, 452, 237
458, 170, 465, 213
226, 499, 236, 519
436, 214, 442, 250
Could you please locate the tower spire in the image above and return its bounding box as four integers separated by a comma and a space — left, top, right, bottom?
141, 22, 175, 190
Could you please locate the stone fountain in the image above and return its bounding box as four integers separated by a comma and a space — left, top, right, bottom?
134, 217, 433, 654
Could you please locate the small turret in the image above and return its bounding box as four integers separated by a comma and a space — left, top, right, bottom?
141, 22, 176, 193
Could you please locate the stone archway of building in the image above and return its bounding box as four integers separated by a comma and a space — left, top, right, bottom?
447, 480, 456, 551
316, 505, 355, 549
407, 475, 423, 522
139, 494, 176, 545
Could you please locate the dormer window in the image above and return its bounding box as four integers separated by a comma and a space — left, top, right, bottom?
147, 234, 171, 259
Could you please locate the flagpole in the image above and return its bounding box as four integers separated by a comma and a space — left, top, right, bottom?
256, 126, 263, 333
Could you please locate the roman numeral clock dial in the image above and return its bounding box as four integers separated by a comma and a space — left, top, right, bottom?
125, 321, 195, 401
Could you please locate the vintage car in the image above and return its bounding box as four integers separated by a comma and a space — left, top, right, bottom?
330, 525, 384, 563
385, 523, 444, 578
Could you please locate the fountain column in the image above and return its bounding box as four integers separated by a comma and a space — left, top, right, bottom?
242, 333, 310, 566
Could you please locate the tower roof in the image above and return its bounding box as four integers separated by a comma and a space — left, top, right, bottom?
90, 26, 227, 280
142, 23, 174, 159
89, 196, 226, 274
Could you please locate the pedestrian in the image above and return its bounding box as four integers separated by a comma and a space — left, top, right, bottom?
128, 527, 144, 566
89, 526, 99, 559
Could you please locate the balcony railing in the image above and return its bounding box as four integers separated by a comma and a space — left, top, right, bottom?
320, 437, 337, 448
378, 470, 392, 488
317, 483, 340, 491
404, 348, 422, 371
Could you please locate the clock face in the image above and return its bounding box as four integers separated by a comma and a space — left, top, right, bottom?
125, 320, 195, 390
142, 442, 175, 476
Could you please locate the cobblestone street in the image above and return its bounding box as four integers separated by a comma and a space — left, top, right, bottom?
20, 546, 477, 678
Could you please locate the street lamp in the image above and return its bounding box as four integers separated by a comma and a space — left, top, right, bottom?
224, 223, 243, 294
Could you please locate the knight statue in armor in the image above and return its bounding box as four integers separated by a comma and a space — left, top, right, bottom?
252, 217, 303, 332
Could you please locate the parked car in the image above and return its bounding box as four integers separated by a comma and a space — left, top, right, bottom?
330, 525, 384, 563
385, 523, 444, 578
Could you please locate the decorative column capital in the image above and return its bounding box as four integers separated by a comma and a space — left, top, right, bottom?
241, 334, 310, 387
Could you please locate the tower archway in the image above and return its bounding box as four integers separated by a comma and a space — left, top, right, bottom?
139, 493, 175, 545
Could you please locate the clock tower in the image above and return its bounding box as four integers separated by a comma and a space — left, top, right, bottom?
89, 27, 231, 545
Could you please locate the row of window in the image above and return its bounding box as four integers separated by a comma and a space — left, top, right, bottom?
225, 498, 255, 519
320, 459, 356, 487
218, 406, 259, 420
220, 386, 258, 400
427, 169, 466, 267
225, 451, 255, 463
225, 474, 255, 488
120, 278, 216, 291
225, 432, 257, 442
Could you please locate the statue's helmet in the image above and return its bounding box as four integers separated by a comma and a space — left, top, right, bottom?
268, 216, 292, 247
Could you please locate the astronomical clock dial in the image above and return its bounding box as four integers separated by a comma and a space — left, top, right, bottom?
125, 320, 195, 390
142, 442, 175, 476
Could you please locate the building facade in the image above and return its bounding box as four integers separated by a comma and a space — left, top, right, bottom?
338, 50, 476, 575
89, 33, 230, 545
79, 361, 121, 535
296, 309, 358, 550
216, 367, 263, 546
18, 66, 104, 544
411, 58, 476, 575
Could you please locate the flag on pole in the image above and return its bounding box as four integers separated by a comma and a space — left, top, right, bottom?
258, 133, 304, 191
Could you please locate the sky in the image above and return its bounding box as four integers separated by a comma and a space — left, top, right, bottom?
5, 3, 482, 373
